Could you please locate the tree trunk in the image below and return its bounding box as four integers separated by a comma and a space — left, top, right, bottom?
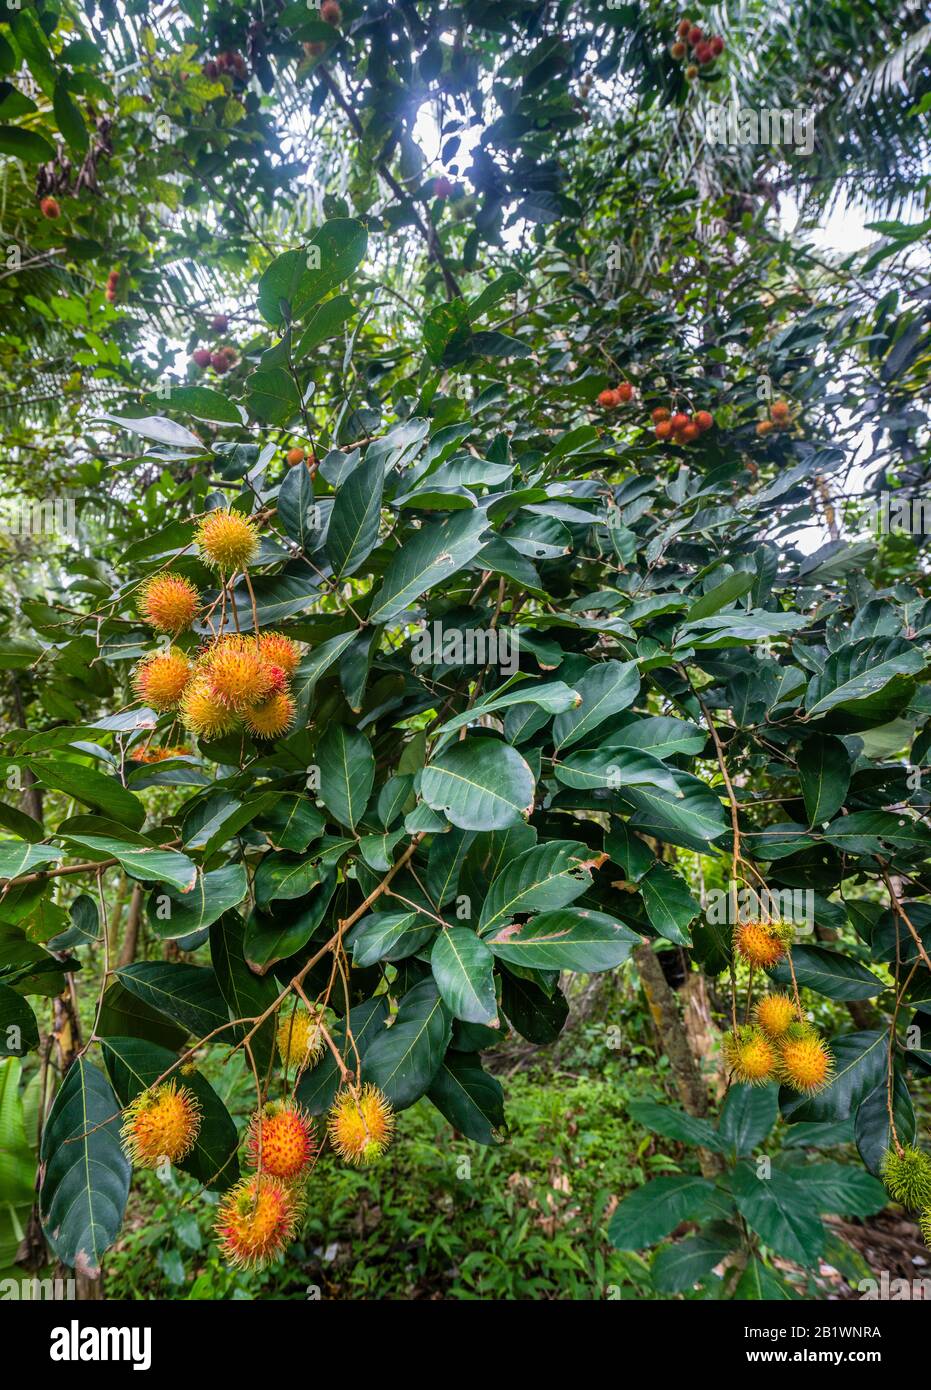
634, 944, 725, 1176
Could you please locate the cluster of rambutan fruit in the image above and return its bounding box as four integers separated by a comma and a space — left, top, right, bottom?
119, 1009, 394, 1269
202, 49, 248, 81
652, 405, 714, 444
133, 508, 300, 742
723, 920, 833, 1092
880, 1144, 931, 1246
756, 399, 793, 436
192, 342, 238, 375
597, 382, 635, 409
671, 17, 725, 80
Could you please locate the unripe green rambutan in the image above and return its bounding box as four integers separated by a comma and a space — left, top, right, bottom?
722, 1025, 777, 1085
881, 1145, 931, 1210
919, 1208, 931, 1249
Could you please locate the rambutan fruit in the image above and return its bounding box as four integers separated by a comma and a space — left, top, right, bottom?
195, 507, 259, 573
733, 919, 792, 969
694, 409, 714, 431
40, 196, 61, 219
756, 419, 775, 436
180, 677, 239, 740
687, 25, 703, 45
133, 648, 192, 710
771, 399, 791, 422
676, 18, 692, 38
138, 572, 200, 633
655, 420, 674, 440
710, 35, 724, 56
880, 1145, 931, 1209
685, 64, 699, 79
695, 41, 713, 64
192, 348, 211, 369
286, 447, 306, 467
671, 41, 687, 59
778, 1024, 833, 1094
121, 1081, 201, 1168
670, 412, 690, 431
202, 636, 273, 711
722, 1026, 777, 1085
257, 632, 301, 677
276, 1008, 326, 1072
245, 691, 296, 740
680, 422, 701, 442
320, 0, 341, 24
652, 407, 671, 423
328, 1084, 395, 1166
597, 388, 620, 408
211, 313, 229, 333
616, 382, 634, 402
215, 1173, 301, 1269
754, 992, 798, 1038
247, 1101, 315, 1181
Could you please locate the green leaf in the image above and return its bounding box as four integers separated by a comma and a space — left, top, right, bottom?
325, 451, 385, 579
731, 1161, 825, 1265
821, 810, 931, 856
97, 981, 188, 1051
209, 914, 279, 1076
487, 908, 638, 972
553, 745, 681, 794
101, 1037, 239, 1191
436, 680, 580, 738
291, 219, 368, 318
316, 724, 375, 830
478, 839, 596, 935
157, 386, 244, 425
114, 963, 228, 1038
368, 508, 491, 624
805, 638, 924, 720
30, 761, 144, 830
291, 631, 358, 727
257, 249, 307, 324
0, 842, 63, 880
793, 1160, 887, 1217
57, 837, 197, 892
253, 851, 325, 909
652, 1233, 735, 1294
362, 979, 452, 1110
0, 125, 55, 162
797, 736, 851, 825
255, 796, 324, 853
421, 738, 534, 831
427, 1051, 505, 1145
0, 985, 38, 1056
620, 774, 728, 854
716, 1083, 778, 1156
639, 863, 699, 945
95, 412, 203, 450
734, 1257, 798, 1300
146, 865, 248, 940
855, 1072, 916, 1177
39, 1058, 130, 1274
53, 76, 88, 154
244, 875, 336, 972
277, 457, 317, 549
245, 367, 301, 426
768, 945, 884, 1001
294, 294, 355, 357
628, 1099, 723, 1151
430, 927, 498, 1025
347, 910, 435, 967
685, 572, 754, 621
608, 1175, 729, 1250
552, 660, 640, 750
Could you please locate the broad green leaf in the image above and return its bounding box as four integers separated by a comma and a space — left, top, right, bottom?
651, 1234, 735, 1294
797, 736, 851, 825
0, 843, 63, 880
716, 1083, 779, 1156
638, 863, 699, 945
146, 865, 248, 940
114, 963, 228, 1038
430, 927, 498, 1025
768, 945, 883, 1001
316, 725, 375, 830
39, 1059, 130, 1274
487, 909, 638, 972
608, 1174, 728, 1250
362, 979, 452, 1110
427, 1051, 505, 1145
731, 1162, 825, 1265
421, 738, 534, 831
325, 451, 385, 578
478, 839, 597, 935
552, 660, 640, 749
368, 508, 491, 624
780, 1031, 886, 1124
30, 762, 144, 830
346, 910, 435, 967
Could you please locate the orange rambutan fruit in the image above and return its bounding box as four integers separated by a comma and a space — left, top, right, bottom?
778, 1024, 833, 1094
215, 1173, 301, 1269
195, 508, 259, 572
202, 636, 273, 711
276, 1007, 326, 1072
327, 1084, 395, 1166
180, 676, 240, 739
244, 690, 295, 740
257, 631, 301, 677
754, 992, 798, 1038
247, 1101, 315, 1181
133, 648, 192, 710
733, 919, 792, 969
722, 1026, 777, 1086
120, 1080, 201, 1168
138, 573, 200, 633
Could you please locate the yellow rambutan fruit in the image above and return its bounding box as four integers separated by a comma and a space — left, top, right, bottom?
754, 992, 798, 1038
880, 1145, 931, 1209
778, 1023, 833, 1094
195, 508, 259, 572
722, 1025, 777, 1086
247, 1101, 316, 1181
138, 573, 200, 633
215, 1172, 301, 1269
733, 919, 792, 969
120, 1080, 201, 1168
276, 1007, 326, 1072
244, 690, 296, 740
202, 636, 273, 711
327, 1084, 395, 1166
133, 648, 192, 710
180, 677, 240, 739
258, 632, 301, 677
